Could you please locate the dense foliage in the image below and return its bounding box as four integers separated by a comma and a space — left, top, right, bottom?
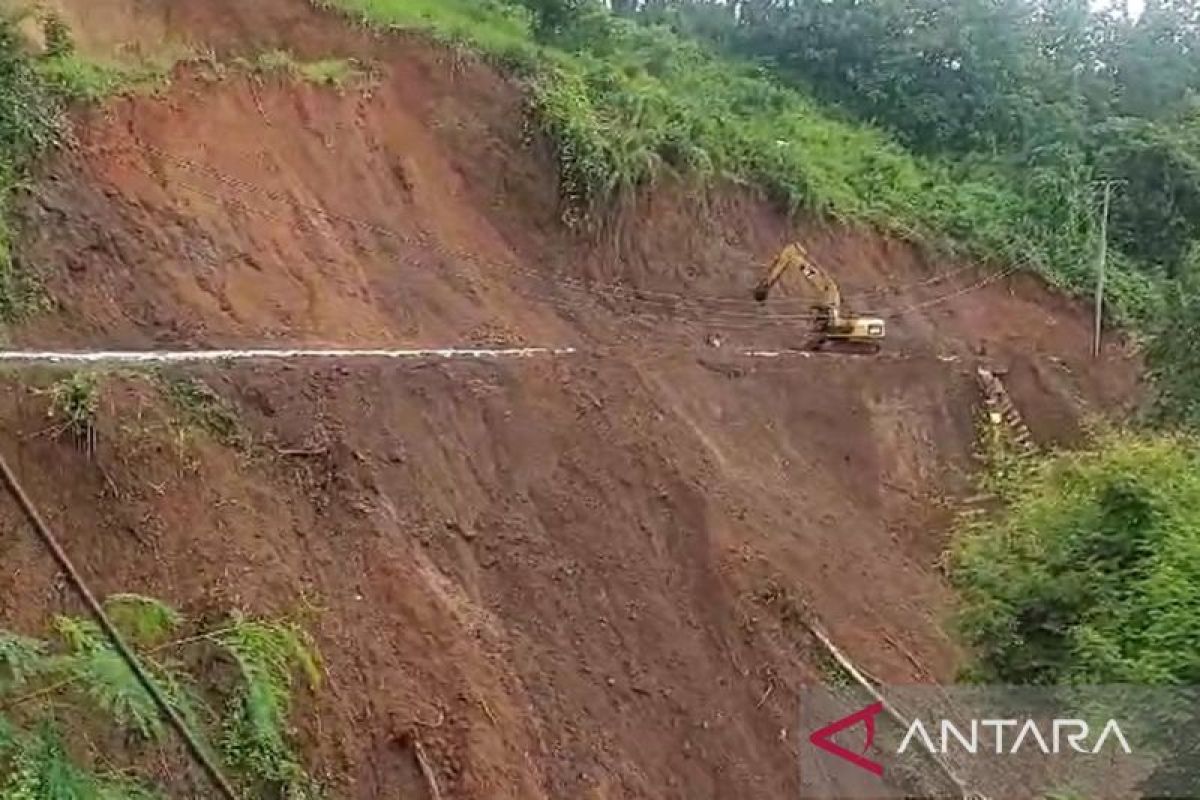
1145, 246, 1200, 429
319, 0, 1200, 420
0, 596, 323, 799
0, 14, 61, 320
613, 0, 1200, 418
951, 430, 1200, 794
636, 0, 1200, 274
952, 432, 1200, 685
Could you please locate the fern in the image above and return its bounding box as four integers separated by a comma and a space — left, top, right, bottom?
215, 617, 323, 798
1, 722, 160, 800
102, 596, 181, 648
0, 601, 324, 797
53, 617, 163, 741
140, 659, 211, 760
52, 617, 201, 747
51, 614, 207, 748
0, 632, 50, 694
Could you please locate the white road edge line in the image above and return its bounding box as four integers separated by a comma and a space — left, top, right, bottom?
0, 347, 579, 364
0, 347, 897, 364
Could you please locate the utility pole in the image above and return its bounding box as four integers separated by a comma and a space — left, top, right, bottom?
1093, 180, 1113, 360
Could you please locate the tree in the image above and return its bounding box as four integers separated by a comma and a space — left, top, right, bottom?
952, 430, 1200, 795
953, 431, 1200, 685
1146, 247, 1200, 426
517, 0, 590, 35
1112, 0, 1200, 119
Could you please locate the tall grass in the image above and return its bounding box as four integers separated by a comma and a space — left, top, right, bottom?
36, 54, 166, 103
314, 0, 1155, 319
312, 0, 537, 56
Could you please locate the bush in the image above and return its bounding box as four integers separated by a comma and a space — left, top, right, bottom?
0, 15, 62, 320
951, 431, 1200, 685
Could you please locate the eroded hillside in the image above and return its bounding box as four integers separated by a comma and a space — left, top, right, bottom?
0, 0, 1142, 797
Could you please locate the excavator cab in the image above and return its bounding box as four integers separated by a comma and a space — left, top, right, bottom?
811, 308, 885, 353
834, 316, 886, 341
755, 243, 886, 354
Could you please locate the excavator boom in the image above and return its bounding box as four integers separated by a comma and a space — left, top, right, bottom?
752, 242, 885, 352
753, 243, 841, 311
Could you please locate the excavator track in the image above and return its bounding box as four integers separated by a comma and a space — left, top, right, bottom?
809, 338, 882, 356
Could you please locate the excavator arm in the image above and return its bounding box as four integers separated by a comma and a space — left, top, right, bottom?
751, 241, 885, 352
753, 242, 842, 313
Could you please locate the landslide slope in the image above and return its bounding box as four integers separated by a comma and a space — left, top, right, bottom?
0, 1, 1141, 798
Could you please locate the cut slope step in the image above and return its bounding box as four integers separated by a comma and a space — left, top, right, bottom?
0, 2, 1145, 798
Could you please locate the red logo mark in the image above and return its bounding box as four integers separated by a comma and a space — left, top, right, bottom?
808, 701, 885, 776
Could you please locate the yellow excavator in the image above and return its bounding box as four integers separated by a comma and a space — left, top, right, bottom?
753, 242, 886, 354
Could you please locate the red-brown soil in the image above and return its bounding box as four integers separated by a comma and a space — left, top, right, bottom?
0, 1, 1144, 798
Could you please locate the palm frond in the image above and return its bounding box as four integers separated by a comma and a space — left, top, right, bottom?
76, 649, 164, 740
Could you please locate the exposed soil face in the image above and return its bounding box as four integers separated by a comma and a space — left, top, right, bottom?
0, 0, 1145, 798
18, 59, 1140, 408
0, 354, 977, 800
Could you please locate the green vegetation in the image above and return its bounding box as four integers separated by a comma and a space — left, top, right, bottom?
36, 53, 165, 103
951, 429, 1200, 794
0, 721, 161, 800
33, 12, 166, 103
235, 50, 365, 88
0, 596, 323, 799
0, 14, 62, 321
47, 371, 99, 439
311, 0, 1154, 317
160, 374, 244, 447
1145, 246, 1200, 428
952, 431, 1200, 685
312, 0, 537, 55
219, 616, 324, 799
